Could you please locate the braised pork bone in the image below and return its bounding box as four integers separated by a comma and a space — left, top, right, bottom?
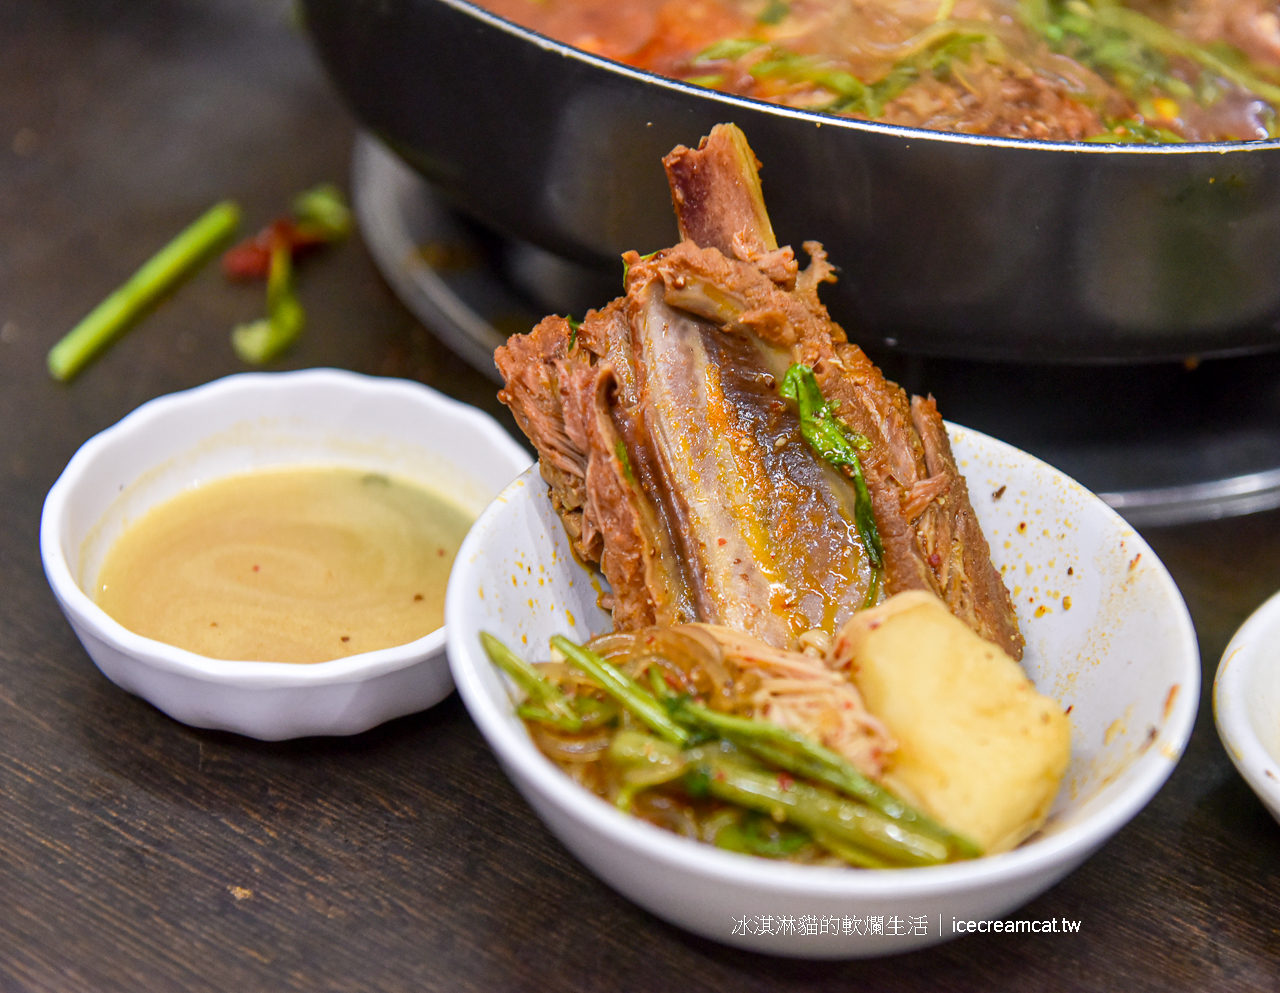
496, 124, 1023, 660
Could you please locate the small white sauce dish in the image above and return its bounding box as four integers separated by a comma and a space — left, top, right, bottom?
446, 425, 1200, 958
1215, 589, 1280, 825
41, 369, 531, 740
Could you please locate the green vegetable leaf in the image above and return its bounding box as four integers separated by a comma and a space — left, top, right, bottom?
481, 632, 583, 731
780, 363, 884, 573
551, 635, 690, 746
716, 813, 812, 857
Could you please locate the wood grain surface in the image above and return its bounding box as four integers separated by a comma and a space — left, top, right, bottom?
2, 2, 1279, 990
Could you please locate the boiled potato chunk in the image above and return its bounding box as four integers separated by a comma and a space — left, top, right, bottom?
837, 591, 1071, 855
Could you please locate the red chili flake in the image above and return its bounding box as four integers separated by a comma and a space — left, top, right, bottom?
222, 218, 329, 280
717, 537, 727, 546
437, 548, 446, 557
713, 769, 726, 782
777, 772, 795, 791
1064, 704, 1073, 715
928, 552, 941, 568
252, 564, 259, 572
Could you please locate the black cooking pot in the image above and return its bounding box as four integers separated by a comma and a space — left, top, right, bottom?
302, 0, 1280, 362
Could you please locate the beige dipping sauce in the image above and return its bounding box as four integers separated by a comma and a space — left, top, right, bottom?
95, 467, 474, 663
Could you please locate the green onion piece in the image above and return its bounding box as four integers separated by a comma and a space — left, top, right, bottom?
780, 363, 884, 572
47, 200, 240, 381
232, 236, 304, 363
481, 632, 582, 731
291, 183, 352, 241
551, 635, 690, 746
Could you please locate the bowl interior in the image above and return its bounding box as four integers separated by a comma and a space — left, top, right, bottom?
448, 423, 1200, 869
1216, 591, 1280, 813
50, 370, 532, 660
1243, 640, 1280, 768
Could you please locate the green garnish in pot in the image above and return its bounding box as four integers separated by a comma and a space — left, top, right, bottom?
47, 200, 240, 382
780, 363, 884, 580
748, 28, 990, 118
757, 0, 790, 25
1086, 118, 1186, 143
1020, 0, 1280, 136
693, 38, 765, 64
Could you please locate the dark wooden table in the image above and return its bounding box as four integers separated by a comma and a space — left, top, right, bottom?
4, 3, 1279, 990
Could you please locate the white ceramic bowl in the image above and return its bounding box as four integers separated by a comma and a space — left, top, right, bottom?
42, 369, 531, 740
446, 425, 1200, 958
1215, 590, 1280, 824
